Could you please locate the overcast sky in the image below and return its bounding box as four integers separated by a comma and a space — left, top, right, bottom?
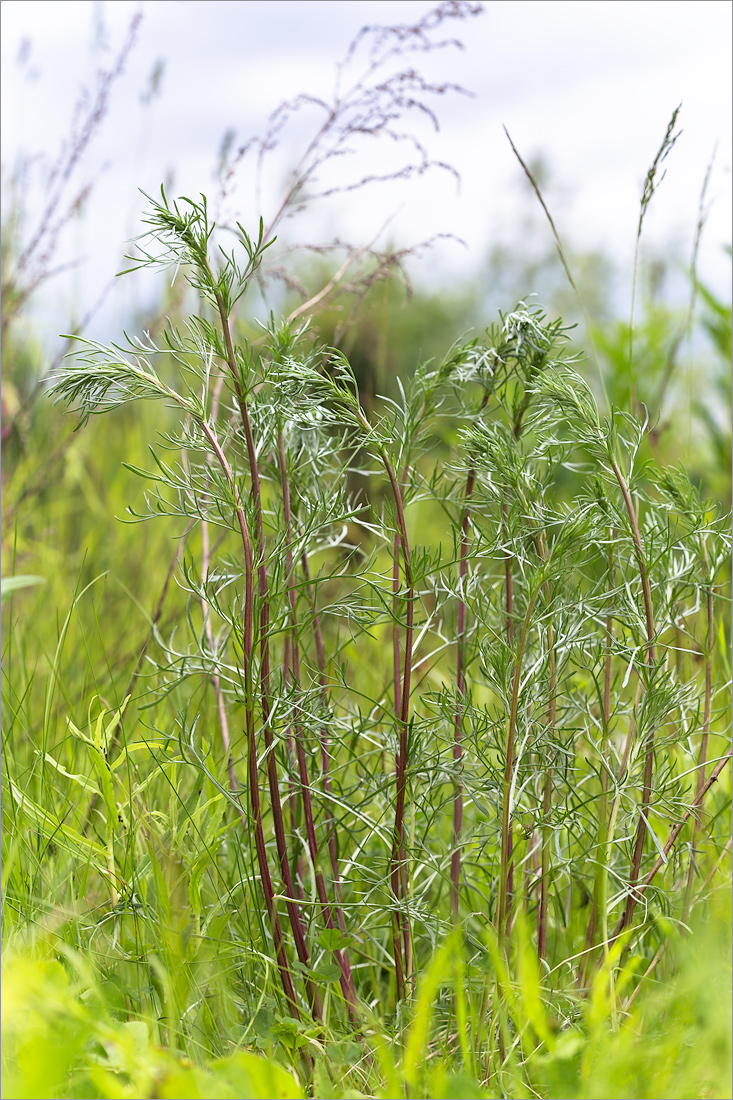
2, 0, 731, 349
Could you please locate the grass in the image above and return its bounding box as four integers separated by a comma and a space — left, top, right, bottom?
1, 11, 731, 1090
1, 180, 730, 1097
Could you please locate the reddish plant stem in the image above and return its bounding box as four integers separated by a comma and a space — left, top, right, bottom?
451, 391, 489, 919
299, 545, 342, 891
451, 500, 471, 920
352, 398, 415, 997
282, 630, 297, 805
281, 632, 305, 898
277, 431, 359, 1020
379, 448, 414, 1002
610, 459, 657, 937
199, 420, 300, 1019
214, 292, 321, 1020
390, 465, 413, 990
609, 749, 732, 945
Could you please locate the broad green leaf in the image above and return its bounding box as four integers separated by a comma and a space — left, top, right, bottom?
318, 927, 346, 952
315, 962, 342, 983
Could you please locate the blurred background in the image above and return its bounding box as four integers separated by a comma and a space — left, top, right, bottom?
2, 0, 731, 340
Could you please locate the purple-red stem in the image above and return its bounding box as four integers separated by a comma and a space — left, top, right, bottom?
214, 292, 321, 1020
198, 420, 300, 1018
502, 498, 514, 646
450, 493, 471, 920
351, 398, 415, 999
278, 431, 359, 1020
609, 749, 732, 947
380, 450, 414, 1002
299, 545, 343, 892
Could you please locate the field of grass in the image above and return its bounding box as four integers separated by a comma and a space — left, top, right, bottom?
2, 178, 731, 1099
2, 6, 732, 1096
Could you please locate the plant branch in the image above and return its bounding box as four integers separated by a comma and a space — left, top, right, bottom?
277, 429, 359, 1020
610, 749, 732, 944
198, 417, 301, 1020
216, 299, 322, 1021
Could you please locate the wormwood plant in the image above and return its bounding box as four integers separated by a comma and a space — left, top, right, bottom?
45, 188, 730, 1087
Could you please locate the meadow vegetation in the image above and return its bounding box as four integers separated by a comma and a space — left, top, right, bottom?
2, 5, 731, 1098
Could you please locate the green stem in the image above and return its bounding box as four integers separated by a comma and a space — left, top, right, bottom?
106, 832, 117, 907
